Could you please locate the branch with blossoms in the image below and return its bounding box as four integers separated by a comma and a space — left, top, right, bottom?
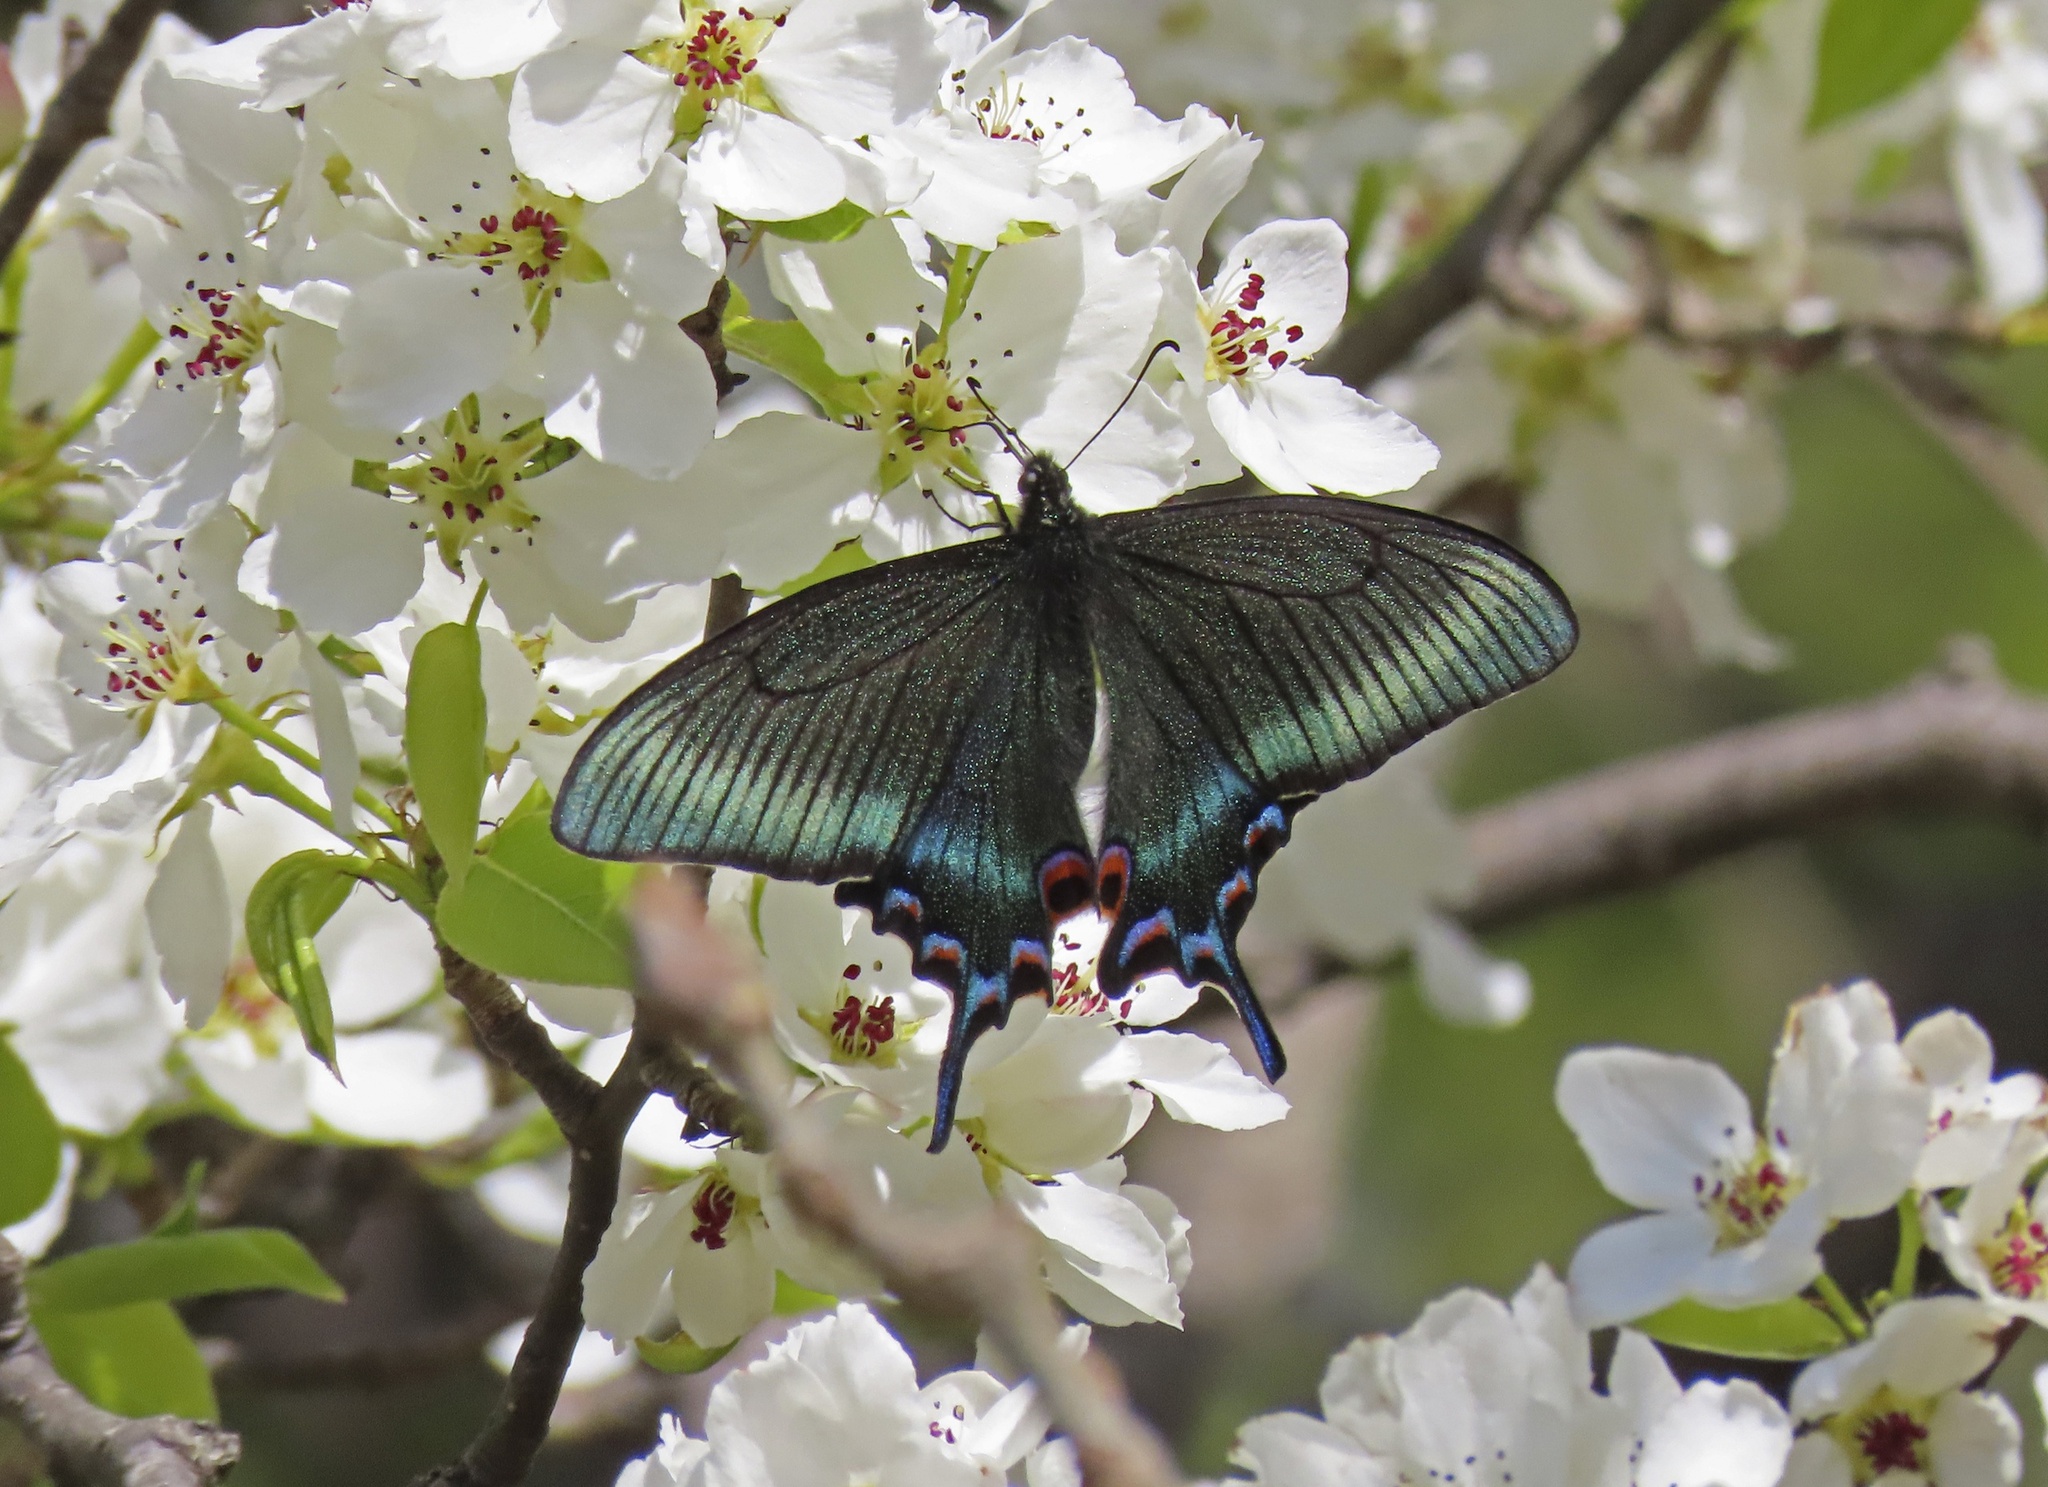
629, 874, 1185, 1487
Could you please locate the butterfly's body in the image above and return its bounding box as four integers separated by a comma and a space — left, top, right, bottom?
555, 456, 1577, 1148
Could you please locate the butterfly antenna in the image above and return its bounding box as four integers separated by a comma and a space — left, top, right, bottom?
963, 377, 1031, 464
941, 468, 1013, 534
1069, 339, 1181, 467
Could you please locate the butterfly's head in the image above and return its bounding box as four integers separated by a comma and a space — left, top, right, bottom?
1016, 451, 1077, 531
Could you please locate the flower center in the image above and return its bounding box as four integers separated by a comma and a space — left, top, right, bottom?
850, 350, 983, 493
1697, 1138, 1804, 1249
155, 255, 275, 391
382, 400, 555, 571
78, 543, 235, 711
1983, 1199, 2048, 1299
636, 5, 784, 136
201, 959, 295, 1057
966, 77, 1045, 144
801, 963, 917, 1065
428, 181, 600, 331
1824, 1388, 1933, 1484
688, 1173, 749, 1250
1204, 269, 1305, 383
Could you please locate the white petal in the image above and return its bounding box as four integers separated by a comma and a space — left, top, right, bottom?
1812, 1045, 1930, 1219
1952, 127, 2048, 314
1566, 1210, 1718, 1329
1790, 1297, 2006, 1421
539, 294, 716, 479
310, 1029, 492, 1145
1689, 1187, 1830, 1308
144, 802, 231, 1028
1634, 1380, 1792, 1487
764, 219, 935, 375
246, 483, 424, 635
581, 154, 722, 321
1928, 1389, 2022, 1487
692, 415, 880, 590
690, 102, 847, 221
1229, 1412, 1376, 1487
333, 265, 536, 432
1222, 218, 1350, 357
1412, 912, 1530, 1028
667, 1208, 778, 1350
1902, 1009, 1995, 1092
1555, 1047, 1756, 1210
760, 0, 947, 138
509, 45, 675, 202
1239, 372, 1441, 497
1778, 1435, 1855, 1487
3, 1143, 78, 1262
380, 0, 563, 80
1117, 1029, 1288, 1129
1160, 125, 1262, 267
586, 1186, 693, 1341
299, 638, 360, 835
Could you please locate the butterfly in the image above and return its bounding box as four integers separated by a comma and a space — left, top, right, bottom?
553, 447, 1576, 1150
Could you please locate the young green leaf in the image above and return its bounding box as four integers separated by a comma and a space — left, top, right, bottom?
635, 1331, 739, 1374
1633, 1295, 1849, 1359
771, 538, 875, 598
720, 314, 865, 416
245, 850, 359, 1074
33, 1301, 216, 1420
1808, 0, 1979, 131
406, 620, 489, 889
763, 200, 873, 242
29, 1228, 344, 1313
0, 1033, 60, 1228
436, 814, 636, 988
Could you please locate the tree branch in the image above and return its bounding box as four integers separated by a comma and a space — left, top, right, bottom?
1322, 0, 1733, 389
415, 1026, 652, 1487
630, 878, 1183, 1487
1461, 645, 2048, 929
0, 1237, 239, 1487
437, 944, 602, 1138
0, 0, 167, 268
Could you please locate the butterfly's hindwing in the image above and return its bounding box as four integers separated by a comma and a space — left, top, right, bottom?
1086, 497, 1577, 1067
839, 584, 1095, 1148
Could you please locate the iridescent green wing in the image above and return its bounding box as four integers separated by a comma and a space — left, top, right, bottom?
1086, 496, 1577, 1075
553, 538, 1096, 1150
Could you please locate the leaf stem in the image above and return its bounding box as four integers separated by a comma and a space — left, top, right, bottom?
0, 232, 34, 407
1891, 1190, 1924, 1303
205, 695, 407, 836
1812, 1272, 1867, 1340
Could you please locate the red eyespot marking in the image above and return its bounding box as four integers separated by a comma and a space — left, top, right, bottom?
1125, 914, 1173, 953
1011, 942, 1049, 975
1097, 844, 1131, 918
1038, 850, 1094, 918
1242, 805, 1290, 866
921, 939, 962, 966
1219, 868, 1254, 923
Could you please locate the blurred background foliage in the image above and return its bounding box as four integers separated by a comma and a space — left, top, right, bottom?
7, 1, 2048, 1483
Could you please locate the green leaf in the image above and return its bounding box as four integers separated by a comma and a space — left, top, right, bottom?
29, 1228, 344, 1313
34, 1301, 216, 1419
436, 814, 636, 988
316, 635, 384, 677
0, 1031, 59, 1227
770, 538, 874, 598
1808, 0, 1979, 131
149, 1161, 207, 1238
721, 314, 865, 416
1633, 1296, 1848, 1360
762, 200, 873, 242
407, 621, 489, 888
773, 1272, 836, 1316
245, 851, 358, 1073
635, 1331, 739, 1374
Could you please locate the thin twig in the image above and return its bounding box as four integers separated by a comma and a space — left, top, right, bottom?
415, 1028, 652, 1487
1461, 644, 2048, 928
437, 944, 602, 1137
630, 877, 1184, 1487
0, 0, 167, 268
1324, 0, 1734, 389
0, 1236, 239, 1487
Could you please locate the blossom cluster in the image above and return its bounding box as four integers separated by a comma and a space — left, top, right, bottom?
614, 980, 2048, 1487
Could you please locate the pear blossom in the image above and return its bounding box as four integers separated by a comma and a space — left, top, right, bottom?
1166, 217, 1440, 497
1947, 3, 2048, 315
1904, 1009, 2045, 1192
612, 1302, 1055, 1487
1783, 1298, 2020, 1487
1924, 1149, 2048, 1326
892, 11, 1227, 248
1557, 982, 1930, 1327
505, 0, 948, 215
288, 70, 723, 477
1221, 1265, 1792, 1487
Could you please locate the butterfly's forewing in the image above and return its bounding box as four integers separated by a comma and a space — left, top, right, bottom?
554, 541, 1023, 877
553, 539, 1097, 1148
1087, 497, 1578, 1071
